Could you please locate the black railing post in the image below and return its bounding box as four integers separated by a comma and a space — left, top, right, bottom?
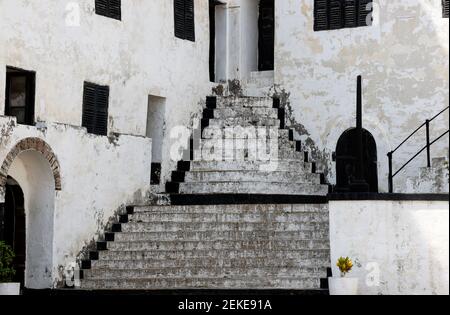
426, 119, 431, 167
388, 152, 394, 193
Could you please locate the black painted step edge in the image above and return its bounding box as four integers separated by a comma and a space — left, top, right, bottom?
169, 194, 329, 205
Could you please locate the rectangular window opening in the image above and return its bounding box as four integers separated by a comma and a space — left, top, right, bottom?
147, 96, 166, 185
82, 82, 109, 136
5, 66, 36, 126
314, 0, 373, 32
95, 0, 122, 21
174, 0, 195, 41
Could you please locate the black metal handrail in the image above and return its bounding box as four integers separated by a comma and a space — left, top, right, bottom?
388, 106, 449, 193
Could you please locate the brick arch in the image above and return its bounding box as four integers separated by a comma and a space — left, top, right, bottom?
0, 138, 61, 190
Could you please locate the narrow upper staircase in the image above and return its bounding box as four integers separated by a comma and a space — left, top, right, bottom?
79, 94, 332, 292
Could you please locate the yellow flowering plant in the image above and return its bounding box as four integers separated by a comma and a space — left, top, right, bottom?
336, 257, 354, 277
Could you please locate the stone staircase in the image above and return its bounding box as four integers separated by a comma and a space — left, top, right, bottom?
79, 94, 332, 292
80, 204, 330, 290
165, 96, 329, 197
406, 157, 449, 193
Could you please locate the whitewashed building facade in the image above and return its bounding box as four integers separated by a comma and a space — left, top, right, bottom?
0, 0, 448, 294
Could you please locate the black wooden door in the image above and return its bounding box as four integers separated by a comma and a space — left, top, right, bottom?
258, 0, 275, 71
335, 128, 378, 193
209, 0, 217, 82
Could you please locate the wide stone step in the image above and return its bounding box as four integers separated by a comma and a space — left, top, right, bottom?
198, 138, 296, 155
133, 204, 329, 214
92, 257, 331, 270
208, 118, 280, 128
190, 160, 313, 172
129, 212, 329, 224
193, 148, 303, 162
84, 267, 327, 280
202, 127, 289, 140
120, 221, 329, 233
184, 171, 319, 185
178, 182, 328, 196
213, 107, 278, 119
80, 277, 322, 290
106, 240, 330, 252
97, 249, 331, 262
216, 96, 274, 108
112, 230, 329, 242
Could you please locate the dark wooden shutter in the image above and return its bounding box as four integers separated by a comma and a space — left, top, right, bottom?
358, 0, 372, 26
174, 0, 185, 39
329, 0, 344, 29
314, 0, 329, 31
344, 0, 358, 28
444, 0, 449, 18
82, 82, 109, 136
184, 0, 195, 41
95, 0, 121, 20
174, 0, 195, 41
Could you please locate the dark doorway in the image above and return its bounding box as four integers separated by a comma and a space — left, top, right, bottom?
258, 0, 275, 71
209, 0, 218, 82
5, 67, 36, 126
0, 178, 26, 286
335, 128, 379, 193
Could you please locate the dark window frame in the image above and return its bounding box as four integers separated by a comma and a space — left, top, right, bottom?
314, 0, 373, 32
95, 0, 122, 21
4, 66, 36, 126
174, 0, 196, 42
82, 82, 109, 136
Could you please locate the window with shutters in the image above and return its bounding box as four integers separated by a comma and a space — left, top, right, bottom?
314, 0, 373, 31
95, 0, 121, 21
82, 82, 109, 136
443, 0, 449, 18
174, 0, 195, 41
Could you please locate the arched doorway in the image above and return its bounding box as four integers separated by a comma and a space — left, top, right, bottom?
335, 128, 379, 193
0, 138, 61, 289
1, 177, 26, 287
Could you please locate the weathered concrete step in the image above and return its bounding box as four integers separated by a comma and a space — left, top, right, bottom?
216, 96, 274, 108
190, 160, 313, 172
106, 240, 330, 252
198, 138, 296, 154
81, 277, 322, 290
208, 118, 280, 128
92, 258, 331, 270
184, 170, 320, 184
98, 249, 331, 261
129, 212, 329, 224
133, 204, 329, 214
121, 221, 329, 233
193, 149, 304, 162
178, 182, 329, 196
213, 107, 278, 119
202, 127, 289, 140
84, 267, 327, 280
112, 230, 329, 242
